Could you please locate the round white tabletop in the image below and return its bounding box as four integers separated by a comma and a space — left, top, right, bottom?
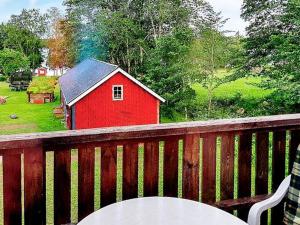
78, 197, 247, 225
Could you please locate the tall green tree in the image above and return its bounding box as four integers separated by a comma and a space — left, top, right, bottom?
63, 0, 107, 61
144, 27, 196, 117
241, 0, 299, 112
3, 25, 43, 70
96, 12, 146, 74
8, 9, 48, 38
266, 0, 300, 112
0, 48, 30, 76
187, 29, 233, 117
0, 24, 8, 50
241, 0, 284, 71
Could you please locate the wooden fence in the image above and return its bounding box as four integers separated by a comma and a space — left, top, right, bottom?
0, 114, 300, 225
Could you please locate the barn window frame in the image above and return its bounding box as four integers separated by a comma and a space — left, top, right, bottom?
112, 85, 123, 101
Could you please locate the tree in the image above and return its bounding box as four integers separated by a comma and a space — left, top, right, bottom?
63, 0, 231, 118
264, 0, 300, 112
241, 0, 299, 112
45, 7, 75, 72
0, 48, 30, 76
96, 12, 146, 74
185, 6, 232, 117
240, 0, 284, 72
47, 19, 76, 73
144, 27, 196, 118
0, 24, 8, 50
63, 0, 106, 61
8, 9, 48, 38
45, 7, 64, 38
3, 25, 43, 70
187, 28, 232, 117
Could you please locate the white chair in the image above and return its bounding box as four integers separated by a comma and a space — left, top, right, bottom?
248, 145, 300, 225
247, 175, 291, 225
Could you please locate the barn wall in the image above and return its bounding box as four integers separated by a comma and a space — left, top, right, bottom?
74, 72, 160, 129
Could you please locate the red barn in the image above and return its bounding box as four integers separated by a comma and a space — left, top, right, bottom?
59, 59, 165, 130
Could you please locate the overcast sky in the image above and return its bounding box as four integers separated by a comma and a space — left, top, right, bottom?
207, 0, 247, 34
0, 0, 247, 34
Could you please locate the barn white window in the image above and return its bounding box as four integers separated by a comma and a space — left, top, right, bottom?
113, 85, 123, 100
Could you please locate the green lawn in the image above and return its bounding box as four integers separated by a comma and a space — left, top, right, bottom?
192, 76, 273, 104
162, 72, 273, 123
0, 81, 65, 135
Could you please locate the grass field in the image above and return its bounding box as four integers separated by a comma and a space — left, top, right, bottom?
192, 76, 272, 104
162, 73, 273, 123
0, 81, 65, 135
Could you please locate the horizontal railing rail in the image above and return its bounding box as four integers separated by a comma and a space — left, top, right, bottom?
0, 114, 299, 225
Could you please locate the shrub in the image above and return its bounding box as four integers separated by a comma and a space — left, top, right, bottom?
0, 75, 7, 82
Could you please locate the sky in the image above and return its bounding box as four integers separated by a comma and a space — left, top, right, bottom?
0, 0, 64, 23
207, 0, 247, 34
0, 0, 247, 34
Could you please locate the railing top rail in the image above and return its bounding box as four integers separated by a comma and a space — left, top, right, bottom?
0, 114, 300, 150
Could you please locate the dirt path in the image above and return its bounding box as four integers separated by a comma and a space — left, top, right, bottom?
0, 123, 37, 131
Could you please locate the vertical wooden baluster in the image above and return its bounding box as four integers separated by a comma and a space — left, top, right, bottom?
256, 132, 269, 225
289, 130, 300, 172
163, 136, 179, 197
202, 134, 217, 204
238, 132, 252, 221
272, 131, 286, 225
54, 146, 71, 225
144, 140, 159, 197
123, 142, 139, 200
220, 133, 235, 213
101, 144, 117, 207
3, 153, 22, 225
183, 134, 200, 201
24, 146, 45, 225
78, 144, 95, 221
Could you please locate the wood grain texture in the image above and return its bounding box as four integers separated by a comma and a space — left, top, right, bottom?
220, 133, 235, 204
24, 147, 45, 225
78, 145, 95, 221
202, 134, 217, 204
214, 194, 271, 211
182, 134, 200, 201
123, 142, 139, 200
289, 129, 300, 172
101, 144, 117, 207
54, 147, 71, 225
256, 132, 269, 225
238, 132, 252, 221
3, 154, 21, 225
144, 141, 159, 196
163, 137, 179, 197
1, 114, 300, 150
272, 131, 286, 225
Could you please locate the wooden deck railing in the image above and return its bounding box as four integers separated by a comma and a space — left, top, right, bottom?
0, 114, 300, 225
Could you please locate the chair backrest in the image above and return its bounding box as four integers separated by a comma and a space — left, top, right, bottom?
283, 144, 300, 224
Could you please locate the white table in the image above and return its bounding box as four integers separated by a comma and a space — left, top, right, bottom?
78, 197, 247, 225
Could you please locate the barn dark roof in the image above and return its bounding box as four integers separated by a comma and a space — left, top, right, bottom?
59, 59, 118, 105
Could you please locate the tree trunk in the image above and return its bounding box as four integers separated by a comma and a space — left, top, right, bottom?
207, 87, 213, 118
185, 107, 188, 120
126, 38, 131, 73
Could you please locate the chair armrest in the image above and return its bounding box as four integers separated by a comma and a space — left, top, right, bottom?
247, 175, 291, 225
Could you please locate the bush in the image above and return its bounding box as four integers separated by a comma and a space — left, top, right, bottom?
0, 75, 7, 82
